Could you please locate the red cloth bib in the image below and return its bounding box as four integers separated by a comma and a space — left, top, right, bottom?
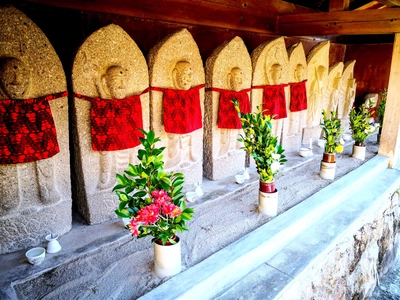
152, 85, 204, 134
253, 84, 288, 119
75, 89, 147, 151
0, 91, 66, 165
208, 88, 251, 129
289, 80, 308, 112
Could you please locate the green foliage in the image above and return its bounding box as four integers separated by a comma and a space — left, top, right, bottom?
320, 110, 344, 154
349, 101, 379, 144
113, 129, 194, 245
376, 88, 387, 126
233, 100, 287, 183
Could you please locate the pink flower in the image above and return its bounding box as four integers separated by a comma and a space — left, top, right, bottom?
151, 189, 168, 198
152, 189, 171, 206
136, 204, 160, 224
154, 194, 171, 206
128, 219, 139, 236
162, 203, 182, 218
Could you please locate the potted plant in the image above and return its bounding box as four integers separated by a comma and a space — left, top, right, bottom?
349, 100, 379, 160
376, 88, 387, 143
233, 100, 287, 217
320, 109, 344, 179
113, 129, 194, 278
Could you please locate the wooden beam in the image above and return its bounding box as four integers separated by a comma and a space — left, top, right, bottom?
354, 1, 382, 10
378, 33, 400, 167
329, 0, 350, 12
377, 0, 400, 7
278, 8, 400, 35
205, 0, 317, 14
25, 0, 278, 34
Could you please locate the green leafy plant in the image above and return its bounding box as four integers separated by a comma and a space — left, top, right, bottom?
320, 110, 344, 154
376, 88, 387, 128
349, 101, 379, 145
233, 100, 287, 183
113, 129, 194, 245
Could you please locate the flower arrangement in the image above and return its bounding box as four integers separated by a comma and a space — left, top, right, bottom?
349, 100, 379, 146
113, 129, 194, 245
320, 109, 344, 154
233, 100, 287, 183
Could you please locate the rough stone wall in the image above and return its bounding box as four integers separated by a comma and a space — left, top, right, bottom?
276, 189, 400, 300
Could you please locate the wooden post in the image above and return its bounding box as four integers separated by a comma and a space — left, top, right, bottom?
378, 33, 400, 167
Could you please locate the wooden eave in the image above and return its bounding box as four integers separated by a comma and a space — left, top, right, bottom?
278, 8, 400, 36
23, 0, 315, 34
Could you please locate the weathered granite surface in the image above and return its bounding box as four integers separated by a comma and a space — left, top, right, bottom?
71, 24, 149, 224
147, 28, 205, 191
0, 6, 71, 254
204, 36, 251, 180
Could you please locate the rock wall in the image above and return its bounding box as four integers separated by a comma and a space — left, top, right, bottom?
276, 190, 399, 300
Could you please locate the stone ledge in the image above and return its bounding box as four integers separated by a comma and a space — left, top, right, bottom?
139, 155, 400, 299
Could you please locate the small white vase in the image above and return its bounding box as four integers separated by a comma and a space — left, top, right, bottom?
154, 237, 181, 278
320, 161, 336, 180
258, 190, 278, 217
352, 144, 366, 161
45, 233, 61, 254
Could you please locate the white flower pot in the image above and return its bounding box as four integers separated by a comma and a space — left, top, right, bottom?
154, 237, 181, 278
320, 161, 336, 180
352, 144, 366, 161
258, 190, 278, 217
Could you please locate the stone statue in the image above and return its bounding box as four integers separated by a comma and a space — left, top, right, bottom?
148, 29, 205, 190
0, 6, 71, 254
218, 67, 244, 156
283, 42, 308, 151
338, 60, 356, 120
251, 37, 289, 139
305, 41, 330, 130
307, 65, 327, 126
164, 60, 199, 167
322, 62, 344, 116
72, 24, 149, 224
204, 36, 251, 180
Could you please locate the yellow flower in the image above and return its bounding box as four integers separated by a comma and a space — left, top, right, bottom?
336, 145, 343, 153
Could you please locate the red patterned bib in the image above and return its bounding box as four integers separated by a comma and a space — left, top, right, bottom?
208, 88, 251, 129
152, 85, 204, 134
289, 80, 308, 112
0, 91, 66, 165
253, 84, 288, 119
75, 90, 147, 151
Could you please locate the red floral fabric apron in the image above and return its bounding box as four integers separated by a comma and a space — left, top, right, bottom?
207, 87, 251, 129
151, 85, 204, 134
75, 89, 147, 151
0, 91, 67, 164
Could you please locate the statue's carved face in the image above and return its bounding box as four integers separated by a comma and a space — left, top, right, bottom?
294, 64, 305, 82
269, 63, 283, 85
105, 66, 127, 99
229, 67, 243, 92
173, 61, 192, 90
0, 58, 30, 99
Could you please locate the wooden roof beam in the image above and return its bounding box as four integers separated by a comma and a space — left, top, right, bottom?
278, 8, 400, 35
329, 0, 350, 12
